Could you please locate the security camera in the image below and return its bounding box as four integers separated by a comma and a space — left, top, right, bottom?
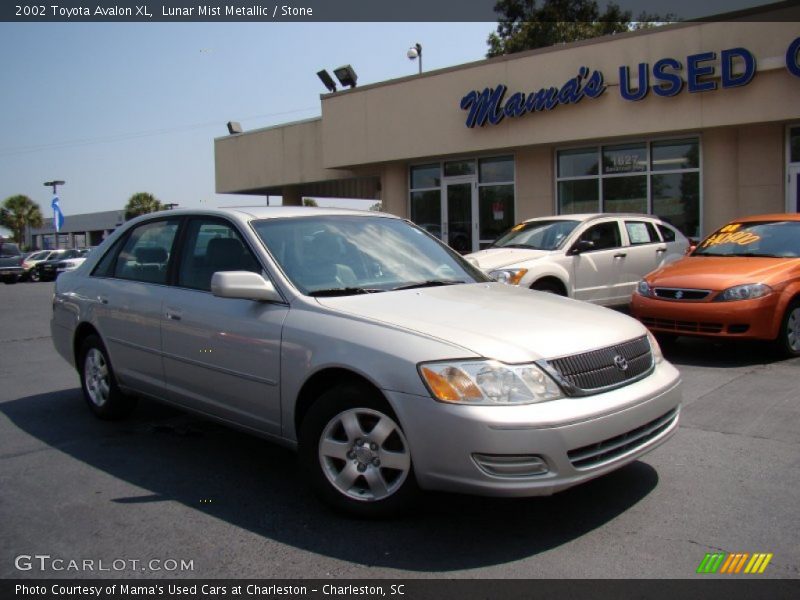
407, 47, 419, 60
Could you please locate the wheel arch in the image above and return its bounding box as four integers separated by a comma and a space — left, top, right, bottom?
73, 322, 101, 368
530, 275, 569, 296
293, 367, 392, 440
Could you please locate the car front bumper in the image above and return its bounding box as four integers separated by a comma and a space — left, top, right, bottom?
630, 293, 780, 340
387, 360, 681, 497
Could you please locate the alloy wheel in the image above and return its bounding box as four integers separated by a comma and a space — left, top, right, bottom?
84, 348, 110, 407
318, 408, 411, 502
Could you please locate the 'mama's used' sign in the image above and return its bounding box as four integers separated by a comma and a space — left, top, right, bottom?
460, 36, 800, 128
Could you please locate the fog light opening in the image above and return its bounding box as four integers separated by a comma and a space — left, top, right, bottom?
472, 454, 550, 478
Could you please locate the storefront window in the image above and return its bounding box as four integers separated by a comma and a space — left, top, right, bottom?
557, 137, 701, 237
558, 148, 598, 178
444, 160, 476, 177
410, 164, 440, 189
652, 172, 700, 237
602, 143, 646, 174
479, 185, 514, 242
558, 180, 599, 214
479, 156, 514, 183
603, 176, 647, 213
410, 190, 441, 237
791, 127, 800, 163
652, 139, 699, 171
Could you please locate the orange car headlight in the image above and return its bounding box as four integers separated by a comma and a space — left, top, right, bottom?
714, 283, 772, 302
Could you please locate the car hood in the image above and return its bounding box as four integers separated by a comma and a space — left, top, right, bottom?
314, 282, 645, 363
465, 248, 553, 271
645, 256, 800, 290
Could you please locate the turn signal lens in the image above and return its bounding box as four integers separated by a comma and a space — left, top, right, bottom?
419, 360, 563, 405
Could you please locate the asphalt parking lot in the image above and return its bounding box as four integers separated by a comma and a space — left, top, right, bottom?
1, 281, 798, 580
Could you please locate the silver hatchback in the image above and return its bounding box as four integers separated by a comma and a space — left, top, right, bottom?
51, 207, 681, 517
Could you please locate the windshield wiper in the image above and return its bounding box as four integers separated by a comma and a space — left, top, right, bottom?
500, 243, 538, 249
309, 287, 384, 297
392, 279, 465, 291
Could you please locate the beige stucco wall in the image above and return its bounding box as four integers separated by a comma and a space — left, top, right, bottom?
215, 118, 353, 194
319, 22, 799, 169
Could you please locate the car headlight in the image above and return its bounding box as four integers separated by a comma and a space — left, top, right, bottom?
714, 283, 772, 302
646, 331, 664, 364
489, 268, 528, 285
419, 360, 563, 405
637, 279, 653, 297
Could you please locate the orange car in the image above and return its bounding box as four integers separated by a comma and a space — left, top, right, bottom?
631, 214, 800, 356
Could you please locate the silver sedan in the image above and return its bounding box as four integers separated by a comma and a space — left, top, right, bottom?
51, 207, 681, 517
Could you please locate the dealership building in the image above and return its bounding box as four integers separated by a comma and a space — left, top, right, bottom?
215, 7, 800, 250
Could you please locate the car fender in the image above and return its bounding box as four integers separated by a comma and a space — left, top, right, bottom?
520, 261, 573, 295
280, 305, 479, 440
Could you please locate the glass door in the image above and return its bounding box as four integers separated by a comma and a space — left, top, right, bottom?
788, 165, 800, 213
443, 178, 477, 253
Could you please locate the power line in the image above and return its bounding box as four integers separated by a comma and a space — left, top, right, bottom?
0, 106, 320, 158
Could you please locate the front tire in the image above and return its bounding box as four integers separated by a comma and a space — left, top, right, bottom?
299, 383, 418, 517
776, 301, 800, 357
531, 279, 565, 295
79, 335, 136, 419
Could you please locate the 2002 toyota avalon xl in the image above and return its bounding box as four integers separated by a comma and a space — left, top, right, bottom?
51, 207, 681, 517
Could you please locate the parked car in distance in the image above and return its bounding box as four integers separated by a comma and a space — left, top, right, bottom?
632, 214, 800, 356
466, 214, 689, 307
51, 207, 681, 517
22, 249, 61, 282
35, 249, 85, 282
0, 241, 24, 284
55, 248, 93, 277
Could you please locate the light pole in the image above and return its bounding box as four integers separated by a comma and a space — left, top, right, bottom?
44, 180, 65, 249
44, 180, 65, 195
407, 43, 422, 75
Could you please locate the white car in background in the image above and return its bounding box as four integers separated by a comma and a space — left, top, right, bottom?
467, 214, 689, 307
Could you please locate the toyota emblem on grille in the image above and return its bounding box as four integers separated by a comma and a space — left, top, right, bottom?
675, 290, 684, 300
613, 355, 629, 371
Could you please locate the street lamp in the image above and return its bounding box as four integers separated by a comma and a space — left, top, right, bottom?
44, 180, 66, 195
407, 43, 422, 75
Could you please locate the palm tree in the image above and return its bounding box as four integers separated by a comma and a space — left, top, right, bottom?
0, 195, 43, 246
124, 192, 165, 221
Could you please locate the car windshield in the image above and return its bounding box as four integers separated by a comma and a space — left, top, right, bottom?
252, 215, 489, 295
491, 220, 580, 250
693, 221, 800, 258
0, 243, 21, 257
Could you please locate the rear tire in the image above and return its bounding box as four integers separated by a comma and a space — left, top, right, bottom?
78, 335, 136, 420
299, 383, 419, 518
775, 301, 800, 358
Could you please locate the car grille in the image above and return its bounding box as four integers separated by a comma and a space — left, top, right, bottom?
567, 408, 678, 470
641, 317, 723, 333
653, 287, 711, 301
545, 336, 653, 396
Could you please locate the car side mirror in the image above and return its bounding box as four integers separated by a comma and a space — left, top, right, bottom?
211, 271, 282, 302
569, 240, 595, 255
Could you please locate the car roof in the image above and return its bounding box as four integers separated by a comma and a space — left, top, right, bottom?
135, 206, 400, 222
522, 213, 668, 224
729, 213, 800, 223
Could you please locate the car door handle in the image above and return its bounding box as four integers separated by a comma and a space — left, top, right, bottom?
656, 248, 667, 253
614, 253, 627, 258
165, 309, 182, 321
97, 295, 108, 305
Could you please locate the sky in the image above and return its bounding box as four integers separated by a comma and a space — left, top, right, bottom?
0, 22, 494, 234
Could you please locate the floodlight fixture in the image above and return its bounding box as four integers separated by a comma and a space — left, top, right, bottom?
407, 43, 422, 74
317, 69, 337, 93
333, 65, 358, 89
44, 180, 66, 194
227, 121, 243, 134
